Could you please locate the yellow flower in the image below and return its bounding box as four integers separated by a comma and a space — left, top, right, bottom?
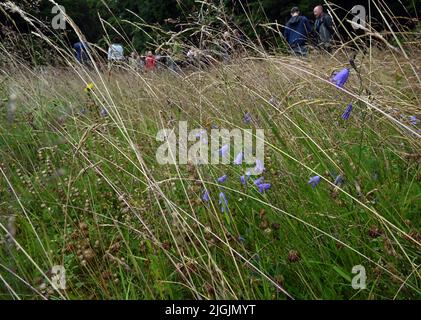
84, 82, 94, 93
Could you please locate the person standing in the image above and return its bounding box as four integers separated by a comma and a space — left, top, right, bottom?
232, 29, 246, 58
221, 31, 233, 62
107, 43, 125, 72
129, 51, 140, 71
108, 43, 124, 62
284, 7, 312, 56
145, 51, 156, 71
73, 40, 89, 64
186, 47, 200, 68
313, 5, 334, 52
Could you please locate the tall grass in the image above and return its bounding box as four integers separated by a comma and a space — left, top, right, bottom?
0, 0, 420, 300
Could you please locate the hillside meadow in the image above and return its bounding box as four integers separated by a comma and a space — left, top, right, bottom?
0, 38, 420, 299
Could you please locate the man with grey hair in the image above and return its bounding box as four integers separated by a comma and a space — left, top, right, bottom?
313, 5, 334, 52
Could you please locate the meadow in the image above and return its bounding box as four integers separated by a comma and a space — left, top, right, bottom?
0, 20, 420, 299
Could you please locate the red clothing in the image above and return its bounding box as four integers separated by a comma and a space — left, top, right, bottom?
145, 55, 156, 71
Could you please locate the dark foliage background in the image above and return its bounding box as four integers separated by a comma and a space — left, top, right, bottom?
1, 0, 420, 55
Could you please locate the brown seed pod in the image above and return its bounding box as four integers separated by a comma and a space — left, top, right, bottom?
287, 250, 300, 263
368, 226, 382, 238
79, 222, 88, 231
83, 248, 95, 261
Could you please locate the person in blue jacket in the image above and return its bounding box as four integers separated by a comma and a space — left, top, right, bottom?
73, 40, 89, 64
284, 7, 312, 56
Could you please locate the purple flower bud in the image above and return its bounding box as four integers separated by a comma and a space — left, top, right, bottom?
100, 107, 109, 117
219, 144, 229, 157
240, 175, 247, 186
195, 130, 208, 143
202, 190, 210, 202
217, 175, 228, 183
234, 152, 243, 165
254, 177, 265, 186
308, 176, 321, 188
334, 175, 344, 186
409, 115, 418, 126
244, 113, 252, 124
342, 103, 353, 120
255, 159, 265, 174
218, 192, 228, 212
258, 183, 271, 193
331, 68, 350, 88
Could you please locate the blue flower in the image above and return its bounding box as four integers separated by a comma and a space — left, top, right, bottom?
331, 68, 350, 88
219, 144, 229, 157
240, 175, 247, 186
334, 175, 344, 186
217, 174, 228, 183
100, 107, 108, 117
255, 159, 265, 174
258, 183, 271, 193
219, 192, 228, 212
244, 113, 252, 124
202, 190, 210, 202
342, 103, 353, 120
409, 116, 418, 126
195, 130, 208, 143
308, 176, 321, 188
254, 177, 265, 186
234, 152, 243, 165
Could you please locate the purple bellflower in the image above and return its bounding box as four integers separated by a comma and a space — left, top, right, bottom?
334, 175, 344, 187
234, 152, 243, 165
219, 144, 229, 157
409, 116, 418, 126
308, 175, 321, 188
244, 113, 252, 124
219, 192, 228, 212
342, 103, 353, 120
202, 190, 210, 202
254, 177, 265, 186
258, 183, 271, 193
331, 68, 350, 88
255, 159, 265, 174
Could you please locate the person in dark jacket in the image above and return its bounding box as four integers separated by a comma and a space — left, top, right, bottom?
313, 5, 334, 52
73, 41, 89, 64
284, 7, 312, 56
